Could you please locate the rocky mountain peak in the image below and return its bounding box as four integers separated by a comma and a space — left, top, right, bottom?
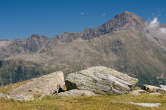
81, 11, 146, 40
102, 11, 146, 32
25, 34, 49, 52
27, 34, 48, 41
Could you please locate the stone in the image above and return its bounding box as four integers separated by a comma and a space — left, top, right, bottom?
149, 92, 161, 95
142, 85, 160, 92
8, 71, 66, 101
0, 93, 9, 99
129, 102, 162, 108
112, 101, 162, 108
66, 66, 138, 95
129, 90, 147, 95
142, 84, 166, 93
160, 85, 166, 90
57, 89, 95, 97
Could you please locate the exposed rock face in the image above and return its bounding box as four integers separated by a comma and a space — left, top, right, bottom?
8, 71, 66, 100
25, 34, 49, 53
66, 66, 138, 95
57, 89, 95, 97
0, 34, 50, 58
0, 40, 12, 48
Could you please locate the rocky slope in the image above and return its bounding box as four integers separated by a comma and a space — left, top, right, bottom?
0, 11, 166, 86
1, 66, 166, 101
0, 66, 138, 100
160, 23, 166, 28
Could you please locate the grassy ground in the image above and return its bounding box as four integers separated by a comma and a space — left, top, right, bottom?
0, 94, 166, 110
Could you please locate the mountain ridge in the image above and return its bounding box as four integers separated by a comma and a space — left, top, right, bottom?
0, 11, 166, 86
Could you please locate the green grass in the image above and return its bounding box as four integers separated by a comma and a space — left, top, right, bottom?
0, 94, 166, 110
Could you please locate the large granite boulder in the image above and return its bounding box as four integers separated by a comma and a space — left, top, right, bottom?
66, 66, 138, 94
8, 71, 66, 100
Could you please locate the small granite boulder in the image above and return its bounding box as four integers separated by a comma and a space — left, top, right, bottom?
160, 85, 166, 91
142, 85, 160, 92
66, 66, 138, 95
57, 89, 95, 97
149, 92, 161, 95
142, 84, 166, 93
129, 90, 147, 95
0, 93, 9, 99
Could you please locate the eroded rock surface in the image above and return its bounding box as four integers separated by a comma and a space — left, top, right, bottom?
57, 89, 95, 97
8, 71, 66, 100
66, 66, 138, 95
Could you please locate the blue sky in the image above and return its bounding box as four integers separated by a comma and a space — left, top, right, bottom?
0, 0, 166, 39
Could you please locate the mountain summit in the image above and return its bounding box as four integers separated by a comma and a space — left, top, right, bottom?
81, 11, 146, 40
102, 11, 146, 32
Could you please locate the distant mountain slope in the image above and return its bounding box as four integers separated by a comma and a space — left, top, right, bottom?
160, 23, 166, 28
0, 12, 166, 86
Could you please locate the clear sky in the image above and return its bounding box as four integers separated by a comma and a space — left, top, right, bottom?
0, 0, 166, 39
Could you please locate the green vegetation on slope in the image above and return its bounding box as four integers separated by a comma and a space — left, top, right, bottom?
0, 60, 52, 86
